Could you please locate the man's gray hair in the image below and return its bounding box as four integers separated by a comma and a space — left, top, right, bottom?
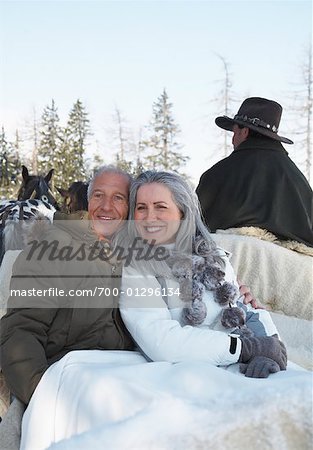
87, 165, 133, 201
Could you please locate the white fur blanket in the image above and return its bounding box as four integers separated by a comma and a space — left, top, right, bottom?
21, 350, 312, 450
211, 232, 313, 320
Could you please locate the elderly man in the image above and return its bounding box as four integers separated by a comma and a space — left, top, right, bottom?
0, 165, 135, 406
196, 97, 313, 247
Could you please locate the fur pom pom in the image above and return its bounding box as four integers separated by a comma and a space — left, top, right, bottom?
167, 239, 241, 328
171, 255, 193, 280
214, 282, 240, 306
192, 280, 205, 302
179, 280, 204, 303
181, 298, 207, 326
201, 265, 225, 290
221, 306, 246, 329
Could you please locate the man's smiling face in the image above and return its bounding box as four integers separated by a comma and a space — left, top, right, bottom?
88, 172, 129, 239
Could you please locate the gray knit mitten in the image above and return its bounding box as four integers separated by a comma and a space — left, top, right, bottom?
240, 356, 280, 378
239, 335, 287, 370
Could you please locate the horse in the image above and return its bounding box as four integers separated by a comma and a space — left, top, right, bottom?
0, 165, 59, 264
17, 165, 58, 205
57, 181, 89, 214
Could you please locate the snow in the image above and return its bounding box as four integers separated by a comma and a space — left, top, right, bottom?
21, 350, 312, 450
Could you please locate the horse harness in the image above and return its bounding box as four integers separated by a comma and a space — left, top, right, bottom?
0, 199, 56, 226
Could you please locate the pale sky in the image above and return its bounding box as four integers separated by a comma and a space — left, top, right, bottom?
0, 0, 312, 185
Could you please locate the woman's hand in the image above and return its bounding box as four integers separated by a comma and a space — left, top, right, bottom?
239, 335, 287, 371
238, 280, 265, 309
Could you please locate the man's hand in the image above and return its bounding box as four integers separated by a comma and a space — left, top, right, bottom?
238, 280, 265, 309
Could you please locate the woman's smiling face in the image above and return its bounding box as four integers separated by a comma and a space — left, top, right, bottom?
134, 182, 182, 245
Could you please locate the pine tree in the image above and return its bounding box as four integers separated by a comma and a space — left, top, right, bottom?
21, 107, 39, 172
92, 151, 106, 173
31, 108, 39, 173
112, 106, 127, 162
114, 153, 145, 177
37, 99, 62, 187
64, 99, 90, 183
56, 128, 72, 187
143, 89, 189, 173
0, 127, 9, 192
0, 127, 21, 198
11, 130, 22, 186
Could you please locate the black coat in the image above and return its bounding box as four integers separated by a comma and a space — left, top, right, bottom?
196, 136, 313, 247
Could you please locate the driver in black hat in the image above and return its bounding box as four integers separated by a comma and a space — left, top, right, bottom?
196, 97, 313, 248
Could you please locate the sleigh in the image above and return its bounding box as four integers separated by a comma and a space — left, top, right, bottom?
0, 229, 312, 449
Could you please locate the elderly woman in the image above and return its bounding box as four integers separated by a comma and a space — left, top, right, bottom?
120, 170, 287, 378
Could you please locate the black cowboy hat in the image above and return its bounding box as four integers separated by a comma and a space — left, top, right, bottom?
215, 97, 293, 144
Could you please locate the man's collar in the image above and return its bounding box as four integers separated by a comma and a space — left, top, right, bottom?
54, 211, 111, 246
234, 136, 288, 154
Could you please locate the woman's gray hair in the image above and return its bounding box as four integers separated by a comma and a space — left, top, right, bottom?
124, 170, 223, 276
87, 165, 133, 201
129, 171, 205, 248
